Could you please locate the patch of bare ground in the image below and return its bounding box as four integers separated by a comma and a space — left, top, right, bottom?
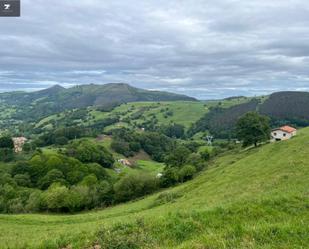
128, 150, 151, 164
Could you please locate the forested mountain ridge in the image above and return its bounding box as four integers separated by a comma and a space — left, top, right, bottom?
0, 83, 196, 121
191, 91, 309, 138
259, 91, 309, 122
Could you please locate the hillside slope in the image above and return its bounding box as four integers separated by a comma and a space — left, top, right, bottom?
0, 128, 308, 248
259, 91, 309, 120
191, 91, 309, 137
35, 101, 207, 132
0, 83, 196, 121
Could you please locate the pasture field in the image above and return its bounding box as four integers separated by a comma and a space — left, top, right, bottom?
0, 128, 308, 249
35, 101, 208, 132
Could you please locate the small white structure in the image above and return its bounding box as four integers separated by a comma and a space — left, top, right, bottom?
12, 137, 27, 153
271, 126, 297, 141
156, 173, 163, 178
118, 159, 132, 166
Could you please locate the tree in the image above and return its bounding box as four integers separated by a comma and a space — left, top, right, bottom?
0, 136, 14, 149
67, 140, 114, 168
165, 146, 191, 167
38, 169, 66, 190
0, 136, 14, 162
14, 174, 32, 187
200, 149, 211, 161
160, 167, 179, 187
161, 124, 185, 138
80, 174, 98, 187
43, 183, 70, 212
178, 165, 196, 182
236, 112, 271, 147
114, 174, 159, 202
11, 161, 31, 176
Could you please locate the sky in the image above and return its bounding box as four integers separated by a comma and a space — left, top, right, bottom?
0, 0, 309, 99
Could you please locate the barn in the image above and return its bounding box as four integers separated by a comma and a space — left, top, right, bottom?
271, 126, 297, 141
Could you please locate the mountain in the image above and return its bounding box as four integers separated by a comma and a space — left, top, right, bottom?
0, 83, 196, 120
191, 91, 309, 137
2, 127, 308, 248
259, 91, 309, 122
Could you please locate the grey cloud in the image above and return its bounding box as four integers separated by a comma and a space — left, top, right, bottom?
0, 0, 309, 98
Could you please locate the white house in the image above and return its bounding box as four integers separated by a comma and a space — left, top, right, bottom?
271, 126, 297, 141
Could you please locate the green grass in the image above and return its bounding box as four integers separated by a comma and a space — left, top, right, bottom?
36, 101, 208, 132
204, 96, 266, 109
36, 99, 262, 133
1, 128, 308, 248
135, 160, 164, 174
102, 101, 208, 130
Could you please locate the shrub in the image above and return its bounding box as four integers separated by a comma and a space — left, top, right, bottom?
38, 169, 66, 190
178, 165, 196, 182
151, 191, 183, 207
165, 146, 191, 167
114, 174, 159, 202
14, 174, 32, 187
96, 219, 154, 249
0, 136, 14, 149
67, 140, 114, 168
111, 140, 134, 157
160, 167, 179, 187
25, 190, 43, 212
54, 136, 69, 145
43, 183, 70, 212
200, 149, 211, 161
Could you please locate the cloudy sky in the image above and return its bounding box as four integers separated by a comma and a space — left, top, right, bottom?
0, 0, 309, 99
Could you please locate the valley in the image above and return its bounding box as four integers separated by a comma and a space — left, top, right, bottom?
0, 84, 308, 249
0, 127, 308, 248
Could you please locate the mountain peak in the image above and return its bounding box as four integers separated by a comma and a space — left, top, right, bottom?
48, 84, 65, 90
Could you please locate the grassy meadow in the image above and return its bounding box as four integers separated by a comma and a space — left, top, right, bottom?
34, 101, 208, 132
0, 128, 308, 248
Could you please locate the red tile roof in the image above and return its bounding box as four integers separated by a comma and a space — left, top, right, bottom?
278, 126, 297, 133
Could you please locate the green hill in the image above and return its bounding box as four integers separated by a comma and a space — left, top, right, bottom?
191, 92, 309, 138
0, 83, 196, 122
35, 101, 207, 132
259, 91, 309, 123
1, 128, 308, 248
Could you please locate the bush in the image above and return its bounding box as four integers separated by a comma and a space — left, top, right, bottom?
67, 140, 114, 168
151, 191, 183, 207
200, 149, 211, 161
0, 136, 14, 149
0, 148, 14, 162
25, 190, 43, 212
114, 174, 159, 202
43, 183, 70, 212
96, 219, 154, 249
14, 174, 32, 187
165, 146, 191, 168
160, 167, 179, 187
38, 169, 66, 190
55, 136, 69, 145
11, 161, 31, 176
111, 140, 134, 157
178, 165, 196, 182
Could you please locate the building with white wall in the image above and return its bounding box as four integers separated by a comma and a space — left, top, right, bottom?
271, 126, 297, 141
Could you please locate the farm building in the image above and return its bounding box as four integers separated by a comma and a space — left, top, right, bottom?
271, 126, 297, 141
118, 159, 132, 166
12, 137, 27, 153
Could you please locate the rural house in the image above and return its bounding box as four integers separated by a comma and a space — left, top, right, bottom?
271, 126, 297, 141
12, 137, 27, 153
